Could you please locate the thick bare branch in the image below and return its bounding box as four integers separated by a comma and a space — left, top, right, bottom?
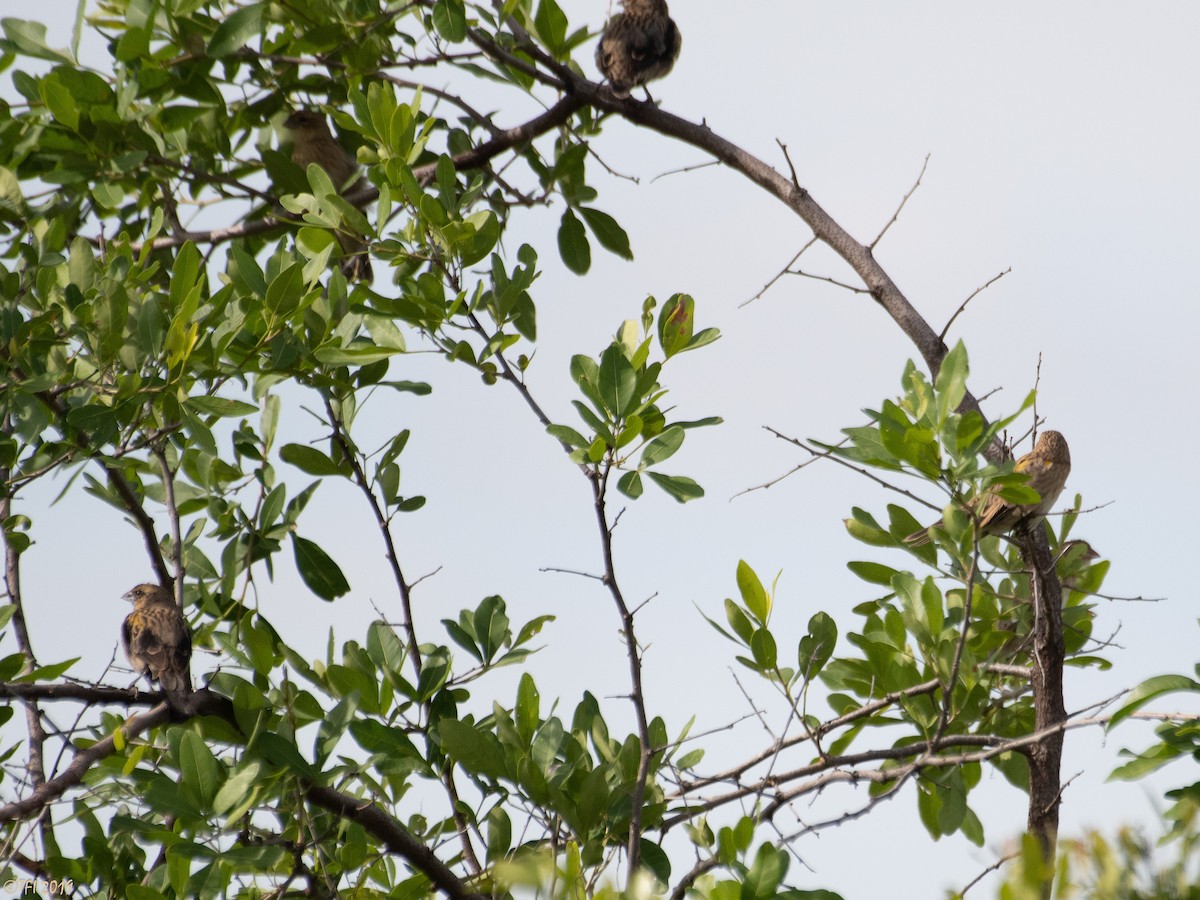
1018, 524, 1066, 893
0, 705, 170, 822
0, 682, 158, 705
304, 784, 487, 900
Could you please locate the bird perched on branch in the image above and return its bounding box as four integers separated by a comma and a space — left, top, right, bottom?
121, 583, 193, 718
907, 431, 1072, 546
283, 109, 373, 282
595, 0, 681, 99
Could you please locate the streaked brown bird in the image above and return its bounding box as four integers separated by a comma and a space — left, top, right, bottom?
907, 431, 1072, 546
283, 109, 373, 283
595, 0, 681, 99
122, 583, 193, 718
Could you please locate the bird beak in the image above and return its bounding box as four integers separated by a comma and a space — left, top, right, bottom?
121, 589, 136, 603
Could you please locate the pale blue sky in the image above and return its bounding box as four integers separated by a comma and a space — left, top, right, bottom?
7, 2, 1200, 896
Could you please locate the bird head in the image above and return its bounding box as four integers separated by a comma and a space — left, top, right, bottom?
283, 108, 331, 139
122, 583, 172, 606
620, 0, 670, 12
1034, 430, 1070, 465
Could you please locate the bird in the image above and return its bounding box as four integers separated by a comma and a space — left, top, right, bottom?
121, 583, 194, 718
595, 0, 681, 99
907, 431, 1072, 546
283, 109, 373, 282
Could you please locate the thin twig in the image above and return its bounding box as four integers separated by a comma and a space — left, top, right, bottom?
732, 433, 850, 498
940, 268, 1011, 342
957, 851, 1021, 897
870, 153, 931, 249
786, 267, 869, 294
650, 159, 720, 183
740, 237, 819, 308
763, 427, 943, 511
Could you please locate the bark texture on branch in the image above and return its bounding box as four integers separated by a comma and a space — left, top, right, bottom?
1018, 525, 1066, 892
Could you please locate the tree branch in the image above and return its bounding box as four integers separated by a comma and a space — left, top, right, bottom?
127, 94, 586, 254
1018, 523, 1066, 896
591, 461, 654, 873
0, 705, 170, 823
321, 395, 482, 875
304, 784, 487, 900
23, 384, 172, 586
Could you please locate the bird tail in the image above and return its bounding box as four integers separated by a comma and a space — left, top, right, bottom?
158, 670, 194, 720
163, 688, 195, 721
904, 528, 933, 547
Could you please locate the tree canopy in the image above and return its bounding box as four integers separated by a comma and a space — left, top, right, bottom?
0, 2, 1197, 898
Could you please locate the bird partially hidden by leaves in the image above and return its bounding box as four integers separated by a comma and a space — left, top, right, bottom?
122, 583, 193, 719
595, 0, 681, 99
283, 109, 373, 283
906, 430, 1072, 546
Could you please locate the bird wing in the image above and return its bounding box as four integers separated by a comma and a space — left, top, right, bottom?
129, 606, 192, 692
629, 19, 670, 60
974, 487, 1011, 533
121, 612, 146, 673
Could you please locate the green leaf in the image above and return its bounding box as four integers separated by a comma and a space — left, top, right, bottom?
579, 207, 633, 260
846, 560, 899, 587
658, 294, 694, 359
742, 843, 788, 900
415, 648, 451, 701
557, 208, 590, 274
213, 761, 263, 818
750, 628, 777, 669
639, 840, 672, 885
41, 74, 78, 130
264, 263, 306, 317
641, 426, 683, 466
516, 672, 540, 742
350, 720, 420, 758
574, 767, 610, 833
534, 0, 568, 54
186, 396, 258, 419
314, 346, 402, 366
178, 731, 222, 809
1110, 742, 1187, 781
797, 612, 837, 680
933, 340, 968, 425
1108, 674, 1200, 729
646, 472, 703, 502
721, 598, 754, 645
253, 733, 314, 778
615, 467, 646, 498
291, 536, 350, 600
485, 806, 512, 863
474, 595, 511, 663
843, 508, 894, 547
547, 423, 589, 448
15, 657, 80, 682
0, 165, 23, 209
736, 560, 770, 625
438, 719, 507, 778
598, 343, 636, 417
1, 18, 73, 63
431, 0, 468, 42
207, 4, 263, 57
280, 443, 346, 476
